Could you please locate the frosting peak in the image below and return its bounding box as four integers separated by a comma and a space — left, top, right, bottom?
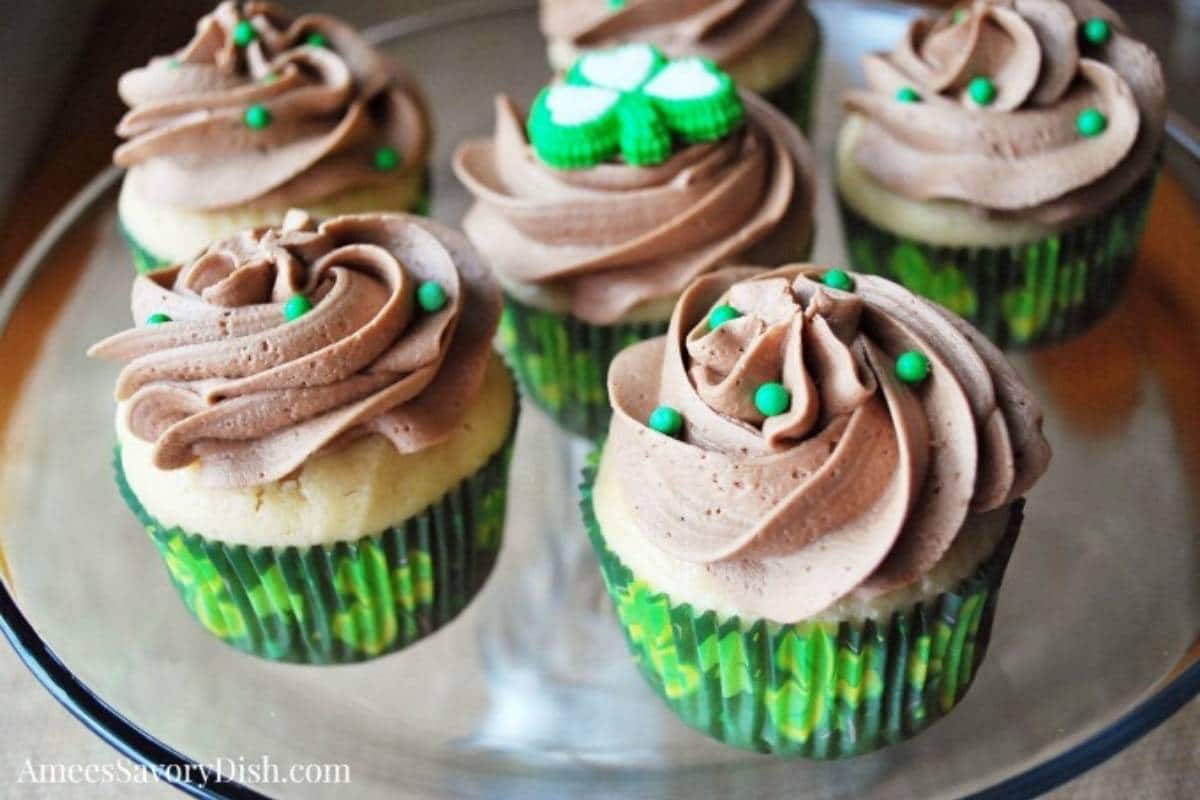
606, 265, 1051, 620
453, 90, 813, 323
115, 1, 430, 212
843, 0, 1165, 225
89, 212, 500, 489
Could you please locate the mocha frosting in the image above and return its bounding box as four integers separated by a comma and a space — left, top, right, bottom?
606, 265, 1051, 621
115, 1, 430, 212
89, 211, 500, 490
842, 0, 1165, 226
453, 91, 814, 325
541, 0, 800, 67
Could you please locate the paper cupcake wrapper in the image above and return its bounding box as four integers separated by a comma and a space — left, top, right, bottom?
119, 169, 434, 275
499, 294, 668, 440
838, 167, 1158, 349
113, 424, 514, 664
580, 460, 1023, 758
759, 12, 823, 134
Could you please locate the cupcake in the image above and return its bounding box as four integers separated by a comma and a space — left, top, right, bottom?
584, 264, 1051, 756
540, 0, 822, 132
115, 1, 431, 273
454, 44, 814, 438
88, 211, 516, 663
836, 0, 1165, 349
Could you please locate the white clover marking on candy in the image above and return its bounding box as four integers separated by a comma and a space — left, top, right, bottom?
642, 59, 723, 101
578, 43, 661, 92
545, 85, 622, 125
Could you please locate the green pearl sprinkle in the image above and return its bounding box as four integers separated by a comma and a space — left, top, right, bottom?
233, 20, 257, 48
896, 86, 922, 103
417, 281, 447, 312
822, 269, 854, 291
968, 76, 997, 107
244, 104, 272, 129
708, 304, 741, 331
1083, 18, 1111, 46
648, 406, 683, 437
754, 382, 791, 418
896, 351, 931, 384
146, 313, 171, 326
283, 294, 312, 322
952, 9, 968, 24
374, 146, 400, 171
306, 32, 328, 48
1077, 107, 1107, 138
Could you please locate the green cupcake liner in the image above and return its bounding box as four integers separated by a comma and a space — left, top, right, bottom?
580, 458, 1023, 758
114, 419, 514, 664
119, 168, 435, 275
838, 167, 1158, 349
499, 294, 668, 440
759, 10, 822, 134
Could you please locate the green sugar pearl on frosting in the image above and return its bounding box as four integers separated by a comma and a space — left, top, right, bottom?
145, 313, 171, 326
233, 20, 257, 48
283, 294, 312, 322
1077, 107, 1108, 137
968, 76, 997, 107
244, 104, 272, 130
708, 304, 741, 330
1083, 18, 1112, 46
895, 351, 931, 384
822, 269, 854, 291
896, 87, 921, 103
754, 382, 791, 417
306, 32, 328, 48
417, 281, 447, 312
374, 146, 400, 171
648, 406, 683, 437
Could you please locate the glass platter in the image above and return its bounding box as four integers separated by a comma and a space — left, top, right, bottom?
2, 1, 1199, 797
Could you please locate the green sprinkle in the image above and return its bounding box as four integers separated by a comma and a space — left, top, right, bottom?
896, 86, 922, 103
283, 294, 312, 322
417, 281, 447, 312
233, 20, 257, 48
708, 304, 741, 331
146, 313, 171, 326
306, 32, 328, 48
374, 146, 400, 171
952, 9, 968, 24
260, 71, 279, 84
1083, 18, 1111, 46
754, 382, 791, 417
968, 76, 997, 107
244, 104, 272, 129
166, 57, 181, 69
648, 406, 683, 437
1077, 107, 1107, 137
896, 351, 931, 384
822, 269, 854, 292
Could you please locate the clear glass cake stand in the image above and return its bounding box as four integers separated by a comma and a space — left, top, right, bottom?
2, 2, 1199, 798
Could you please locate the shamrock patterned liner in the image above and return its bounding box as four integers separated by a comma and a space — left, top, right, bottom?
113, 416, 514, 664
837, 166, 1158, 350
499, 294, 668, 440
118, 170, 434, 275
581, 459, 1024, 758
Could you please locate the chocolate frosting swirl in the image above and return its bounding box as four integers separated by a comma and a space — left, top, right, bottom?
842, 0, 1165, 225
453, 91, 814, 324
541, 0, 799, 67
115, 1, 430, 212
606, 265, 1051, 621
89, 211, 500, 490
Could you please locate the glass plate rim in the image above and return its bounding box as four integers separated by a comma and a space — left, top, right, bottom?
2, 1, 1199, 797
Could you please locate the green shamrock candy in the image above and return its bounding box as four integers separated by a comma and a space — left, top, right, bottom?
529, 43, 744, 170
